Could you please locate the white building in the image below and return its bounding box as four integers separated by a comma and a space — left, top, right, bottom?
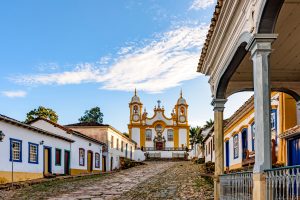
65, 122, 137, 171
29, 118, 105, 175
0, 114, 74, 183
203, 127, 215, 163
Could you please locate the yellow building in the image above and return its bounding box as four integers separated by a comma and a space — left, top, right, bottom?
223, 92, 297, 171
128, 90, 189, 158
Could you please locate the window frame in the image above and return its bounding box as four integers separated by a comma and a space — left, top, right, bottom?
55, 148, 62, 166
116, 138, 119, 150
233, 134, 239, 159
167, 129, 174, 141
121, 141, 124, 152
146, 129, 152, 141
79, 148, 85, 166
28, 142, 39, 164
95, 153, 100, 168
10, 138, 22, 162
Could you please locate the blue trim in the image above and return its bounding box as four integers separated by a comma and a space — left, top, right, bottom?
28, 142, 39, 164
43, 146, 52, 173
55, 148, 62, 166
251, 122, 255, 151
225, 140, 230, 167
233, 134, 239, 159
9, 138, 22, 162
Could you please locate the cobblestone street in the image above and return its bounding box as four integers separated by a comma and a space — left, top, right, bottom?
1, 161, 213, 200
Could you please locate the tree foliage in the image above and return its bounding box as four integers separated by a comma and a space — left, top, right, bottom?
25, 106, 58, 123
79, 106, 104, 124
189, 126, 203, 148
203, 119, 214, 129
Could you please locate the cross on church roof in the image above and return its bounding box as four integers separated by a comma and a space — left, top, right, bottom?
157, 100, 161, 108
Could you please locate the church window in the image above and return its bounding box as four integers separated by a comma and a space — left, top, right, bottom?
167, 129, 174, 141
146, 129, 152, 141
28, 142, 38, 164
79, 148, 85, 166
10, 138, 22, 162
180, 107, 185, 115
95, 153, 100, 168
133, 105, 138, 114
233, 134, 239, 159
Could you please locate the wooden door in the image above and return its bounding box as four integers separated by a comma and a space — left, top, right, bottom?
102, 156, 106, 172
87, 151, 93, 172
64, 151, 70, 175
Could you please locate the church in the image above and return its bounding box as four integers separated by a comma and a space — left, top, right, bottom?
128, 90, 190, 159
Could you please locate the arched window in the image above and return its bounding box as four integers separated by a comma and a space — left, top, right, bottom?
133, 105, 138, 114
146, 129, 152, 141
167, 129, 174, 141
180, 107, 185, 115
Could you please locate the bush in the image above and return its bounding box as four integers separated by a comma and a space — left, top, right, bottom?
194, 158, 205, 164
205, 161, 215, 174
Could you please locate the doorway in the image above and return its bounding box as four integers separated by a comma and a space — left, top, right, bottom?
102, 155, 106, 172
64, 150, 70, 175
87, 151, 93, 172
225, 141, 230, 168
288, 137, 300, 166
44, 146, 52, 175
110, 157, 113, 171
241, 129, 248, 160
156, 142, 163, 150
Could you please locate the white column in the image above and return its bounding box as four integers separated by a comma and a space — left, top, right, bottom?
247, 33, 277, 173
212, 98, 227, 200
297, 101, 300, 125
247, 33, 277, 200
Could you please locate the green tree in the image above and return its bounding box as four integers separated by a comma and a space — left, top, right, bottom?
79, 106, 104, 123
203, 119, 214, 129
189, 126, 203, 149
25, 106, 58, 123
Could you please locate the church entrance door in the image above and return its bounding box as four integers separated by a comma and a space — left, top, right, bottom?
156, 142, 163, 150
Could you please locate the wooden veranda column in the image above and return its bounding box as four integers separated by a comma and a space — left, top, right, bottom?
212, 98, 227, 200
246, 33, 277, 200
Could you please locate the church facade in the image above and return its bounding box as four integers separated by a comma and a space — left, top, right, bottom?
128, 90, 189, 158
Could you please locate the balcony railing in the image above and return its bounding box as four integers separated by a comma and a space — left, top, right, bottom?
265, 165, 300, 200
220, 171, 253, 200
141, 147, 188, 151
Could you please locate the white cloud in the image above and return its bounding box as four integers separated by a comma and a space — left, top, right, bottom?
12, 23, 209, 93
2, 90, 27, 98
189, 0, 215, 10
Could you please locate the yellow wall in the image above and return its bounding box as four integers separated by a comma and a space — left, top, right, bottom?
70, 169, 101, 175
140, 128, 145, 148
174, 128, 179, 148
283, 93, 297, 131
0, 171, 43, 184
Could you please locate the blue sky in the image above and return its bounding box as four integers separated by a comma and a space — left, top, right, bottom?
0, 0, 252, 132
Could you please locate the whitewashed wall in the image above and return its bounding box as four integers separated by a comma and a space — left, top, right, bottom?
0, 121, 71, 175
179, 128, 187, 147
31, 120, 103, 171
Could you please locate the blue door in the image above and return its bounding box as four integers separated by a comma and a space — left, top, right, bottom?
225, 141, 229, 167
288, 137, 300, 166
242, 129, 248, 159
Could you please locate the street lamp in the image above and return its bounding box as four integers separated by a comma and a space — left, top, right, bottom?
0, 130, 5, 142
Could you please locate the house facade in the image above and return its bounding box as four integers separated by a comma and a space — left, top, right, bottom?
128, 90, 189, 159
29, 118, 105, 175
203, 92, 298, 171
65, 123, 137, 171
0, 115, 74, 183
